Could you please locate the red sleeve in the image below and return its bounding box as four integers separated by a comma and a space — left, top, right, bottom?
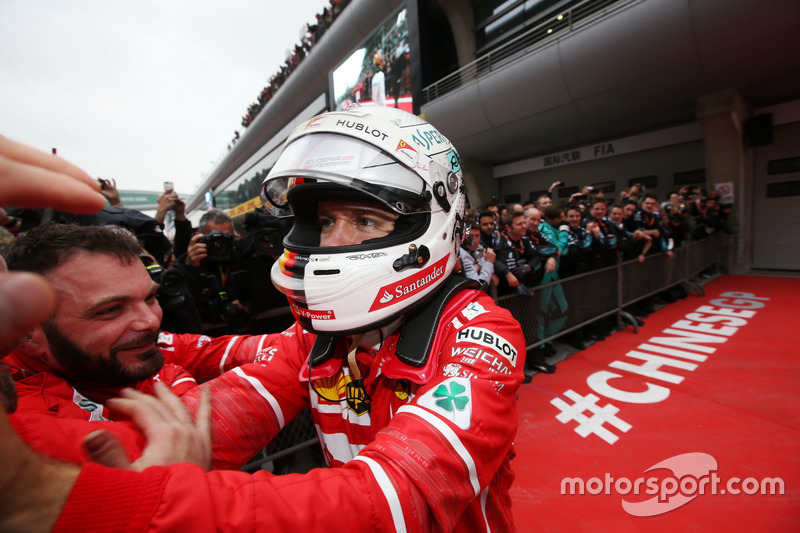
158, 326, 306, 383
180, 322, 315, 470
10, 412, 145, 466
55, 461, 399, 533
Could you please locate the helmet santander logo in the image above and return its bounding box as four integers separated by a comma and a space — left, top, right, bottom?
369, 254, 449, 312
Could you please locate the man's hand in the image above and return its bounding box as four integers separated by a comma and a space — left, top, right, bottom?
0, 136, 105, 214
185, 233, 208, 267
506, 272, 519, 288
173, 195, 187, 221
98, 178, 122, 206
155, 190, 178, 224
483, 247, 496, 264
545, 256, 557, 273
84, 383, 212, 471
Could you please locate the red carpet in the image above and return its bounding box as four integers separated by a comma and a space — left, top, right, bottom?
511, 275, 800, 531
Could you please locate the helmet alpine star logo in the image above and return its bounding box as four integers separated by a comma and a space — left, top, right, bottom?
368, 254, 449, 312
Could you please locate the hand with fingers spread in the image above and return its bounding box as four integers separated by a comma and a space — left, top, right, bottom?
83, 383, 212, 471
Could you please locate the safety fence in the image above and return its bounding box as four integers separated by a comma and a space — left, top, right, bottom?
495, 232, 725, 349
241, 232, 727, 471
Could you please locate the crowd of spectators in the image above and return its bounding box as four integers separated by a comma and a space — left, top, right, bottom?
455, 181, 731, 378
2, 172, 730, 379
231, 0, 351, 149
1, 180, 293, 338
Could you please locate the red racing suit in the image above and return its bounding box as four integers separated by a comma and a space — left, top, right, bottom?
54, 285, 526, 532
7, 332, 274, 465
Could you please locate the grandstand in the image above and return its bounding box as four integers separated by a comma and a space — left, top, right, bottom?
185, 0, 800, 273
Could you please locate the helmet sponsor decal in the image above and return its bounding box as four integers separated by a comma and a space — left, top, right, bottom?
346, 252, 387, 261
446, 148, 461, 173
280, 251, 307, 278
456, 327, 518, 366
416, 378, 472, 430
305, 116, 326, 129
290, 303, 336, 321
395, 139, 418, 163
411, 126, 448, 152
302, 154, 355, 170
334, 119, 389, 142
368, 254, 449, 312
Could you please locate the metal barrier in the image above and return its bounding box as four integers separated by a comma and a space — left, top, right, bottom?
495, 233, 725, 350
240, 233, 726, 470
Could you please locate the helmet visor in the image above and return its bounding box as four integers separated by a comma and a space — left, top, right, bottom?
260, 134, 431, 218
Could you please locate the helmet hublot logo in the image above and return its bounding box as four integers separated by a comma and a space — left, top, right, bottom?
335, 119, 389, 141
368, 254, 449, 312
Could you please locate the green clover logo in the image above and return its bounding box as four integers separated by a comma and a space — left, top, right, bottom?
433, 381, 470, 412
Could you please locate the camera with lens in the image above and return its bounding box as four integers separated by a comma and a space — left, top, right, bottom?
198, 272, 251, 333
142, 262, 186, 310
216, 290, 250, 331
248, 228, 285, 256
201, 230, 235, 263
239, 207, 291, 258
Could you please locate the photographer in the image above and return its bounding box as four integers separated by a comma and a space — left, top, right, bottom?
458, 216, 496, 291
236, 207, 293, 331
177, 209, 253, 333
154, 185, 191, 263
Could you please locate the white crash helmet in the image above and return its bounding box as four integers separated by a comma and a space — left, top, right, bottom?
260, 106, 466, 335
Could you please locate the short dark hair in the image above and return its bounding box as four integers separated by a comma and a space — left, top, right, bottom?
198, 209, 233, 234
543, 205, 563, 220
2, 223, 142, 276
501, 211, 525, 228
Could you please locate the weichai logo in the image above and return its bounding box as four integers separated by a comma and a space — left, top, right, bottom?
368, 254, 449, 312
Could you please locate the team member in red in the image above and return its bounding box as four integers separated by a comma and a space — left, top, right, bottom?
2, 223, 286, 465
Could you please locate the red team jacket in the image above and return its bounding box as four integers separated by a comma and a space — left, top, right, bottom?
8, 332, 273, 464
39, 288, 523, 532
